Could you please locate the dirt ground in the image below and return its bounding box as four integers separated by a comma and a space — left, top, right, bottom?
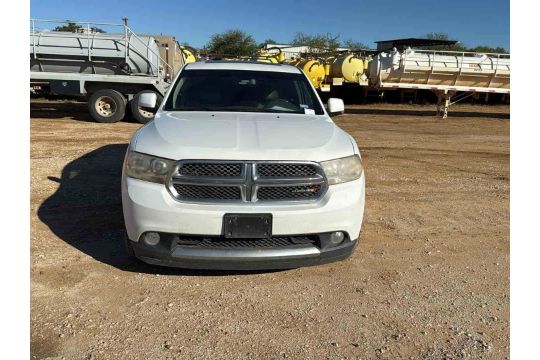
30, 100, 509, 359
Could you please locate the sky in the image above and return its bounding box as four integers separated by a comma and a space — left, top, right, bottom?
30, 0, 510, 50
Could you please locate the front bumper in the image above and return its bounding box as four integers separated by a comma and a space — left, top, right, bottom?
130, 234, 358, 270
122, 174, 365, 269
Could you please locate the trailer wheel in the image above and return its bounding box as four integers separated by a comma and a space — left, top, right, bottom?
88, 89, 126, 123
130, 90, 163, 124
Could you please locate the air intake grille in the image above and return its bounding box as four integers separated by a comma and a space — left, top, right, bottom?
169, 161, 327, 203
257, 184, 323, 200
177, 163, 242, 177
256, 163, 318, 178
175, 235, 317, 249
173, 184, 241, 200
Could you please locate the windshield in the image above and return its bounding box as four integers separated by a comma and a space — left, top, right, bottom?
163, 69, 325, 115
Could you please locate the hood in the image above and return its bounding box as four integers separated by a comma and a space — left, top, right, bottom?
132, 111, 355, 161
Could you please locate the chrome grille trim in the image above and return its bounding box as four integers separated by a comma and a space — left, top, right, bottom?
167, 160, 328, 203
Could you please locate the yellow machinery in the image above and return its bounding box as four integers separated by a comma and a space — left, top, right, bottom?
180, 46, 197, 64
226, 55, 279, 63
320, 56, 335, 92
222, 50, 326, 89
224, 49, 284, 64
292, 58, 326, 89
329, 53, 371, 86
285, 57, 301, 66
255, 48, 285, 63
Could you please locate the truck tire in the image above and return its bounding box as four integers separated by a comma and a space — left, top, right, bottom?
88, 89, 126, 123
130, 90, 163, 124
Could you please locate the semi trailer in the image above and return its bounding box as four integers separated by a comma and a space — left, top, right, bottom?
265, 40, 510, 117
369, 47, 510, 117
30, 18, 188, 123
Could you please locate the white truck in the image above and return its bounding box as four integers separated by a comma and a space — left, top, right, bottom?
121, 61, 365, 270
30, 19, 183, 123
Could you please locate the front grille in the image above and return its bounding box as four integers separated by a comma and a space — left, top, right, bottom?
256, 163, 318, 178
174, 235, 317, 249
169, 160, 327, 203
257, 184, 323, 201
177, 163, 242, 177
173, 184, 241, 200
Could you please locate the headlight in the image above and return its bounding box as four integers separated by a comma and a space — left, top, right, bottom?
125, 151, 173, 184
321, 155, 363, 185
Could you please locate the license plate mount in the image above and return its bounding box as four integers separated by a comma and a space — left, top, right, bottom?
223, 214, 272, 239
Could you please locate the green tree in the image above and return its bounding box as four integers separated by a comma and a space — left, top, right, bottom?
342, 39, 369, 50
423, 32, 465, 51
53, 21, 105, 33
53, 21, 79, 32
203, 29, 258, 56
259, 38, 279, 48
291, 32, 341, 51
468, 45, 507, 54
423, 33, 507, 53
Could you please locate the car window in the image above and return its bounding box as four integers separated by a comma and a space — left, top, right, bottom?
164, 69, 324, 115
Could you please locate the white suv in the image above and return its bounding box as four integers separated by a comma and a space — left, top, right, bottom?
121, 61, 365, 270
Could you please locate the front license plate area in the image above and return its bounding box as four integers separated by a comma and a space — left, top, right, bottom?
223, 214, 272, 239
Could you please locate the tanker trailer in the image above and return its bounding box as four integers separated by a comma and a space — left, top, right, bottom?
329, 53, 371, 86
369, 47, 510, 117
227, 48, 284, 64
293, 58, 326, 89
30, 18, 179, 123
256, 47, 285, 63
285, 57, 302, 66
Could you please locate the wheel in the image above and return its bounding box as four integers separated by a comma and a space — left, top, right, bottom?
88, 89, 126, 123
130, 90, 163, 124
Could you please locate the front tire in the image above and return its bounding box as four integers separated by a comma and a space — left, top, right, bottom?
130, 90, 163, 124
88, 89, 126, 123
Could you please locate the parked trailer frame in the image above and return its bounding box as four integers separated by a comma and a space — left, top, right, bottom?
29, 72, 169, 95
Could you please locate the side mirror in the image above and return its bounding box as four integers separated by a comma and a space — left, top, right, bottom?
139, 92, 157, 108
327, 98, 345, 116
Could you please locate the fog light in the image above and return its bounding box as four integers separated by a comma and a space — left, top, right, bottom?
329, 231, 345, 246
143, 232, 160, 246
